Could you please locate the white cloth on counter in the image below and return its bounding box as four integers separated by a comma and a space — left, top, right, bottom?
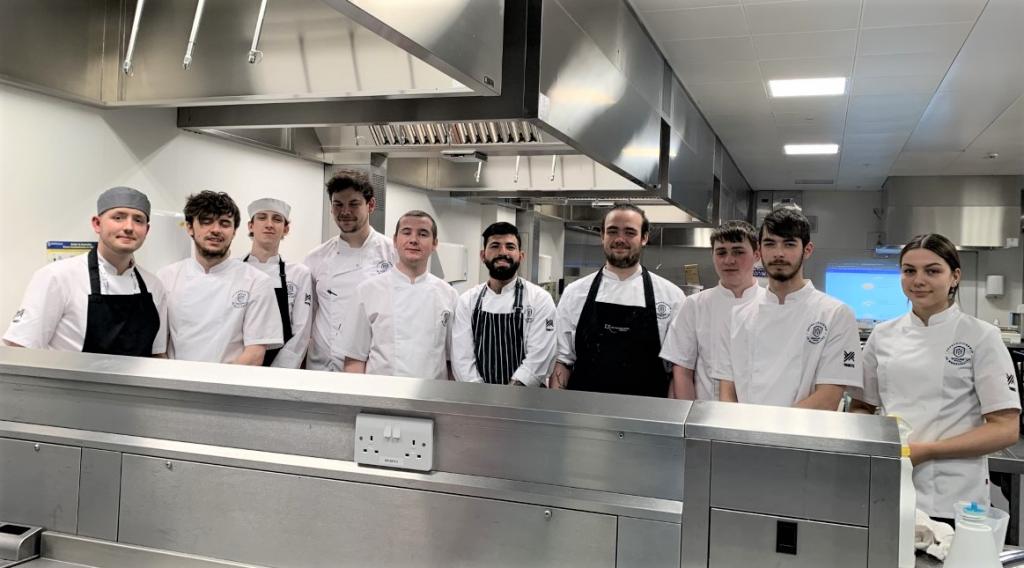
3, 252, 168, 354
337, 269, 458, 381
915, 509, 954, 560
555, 265, 684, 366
856, 304, 1021, 518
713, 280, 863, 406
451, 277, 557, 386
244, 255, 314, 369
303, 229, 395, 371
659, 282, 764, 400
158, 258, 283, 364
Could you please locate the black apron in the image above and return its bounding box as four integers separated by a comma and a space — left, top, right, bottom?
569, 267, 668, 397
81, 248, 161, 357
245, 255, 293, 367
471, 279, 526, 385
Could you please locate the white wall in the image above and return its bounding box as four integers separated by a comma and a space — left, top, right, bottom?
0, 84, 325, 323
538, 218, 565, 283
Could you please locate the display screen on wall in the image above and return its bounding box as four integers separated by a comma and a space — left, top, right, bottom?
825, 265, 906, 323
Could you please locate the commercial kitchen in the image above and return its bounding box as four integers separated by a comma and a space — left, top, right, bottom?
1, 0, 1023, 567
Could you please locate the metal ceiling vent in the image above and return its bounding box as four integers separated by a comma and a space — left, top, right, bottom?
367, 121, 544, 146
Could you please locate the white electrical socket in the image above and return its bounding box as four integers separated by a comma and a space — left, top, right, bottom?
354, 413, 435, 472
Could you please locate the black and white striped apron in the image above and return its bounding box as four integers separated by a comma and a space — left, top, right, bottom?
471, 280, 526, 385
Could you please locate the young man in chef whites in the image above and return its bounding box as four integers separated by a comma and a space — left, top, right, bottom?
339, 210, 459, 381
3, 186, 168, 357
451, 222, 557, 386
304, 172, 396, 371
660, 220, 765, 400
550, 203, 685, 397
158, 191, 283, 365
244, 198, 313, 368
714, 207, 862, 408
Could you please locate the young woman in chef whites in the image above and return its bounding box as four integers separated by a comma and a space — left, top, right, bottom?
852, 234, 1020, 523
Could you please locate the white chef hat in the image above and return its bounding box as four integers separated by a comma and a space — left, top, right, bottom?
247, 198, 291, 221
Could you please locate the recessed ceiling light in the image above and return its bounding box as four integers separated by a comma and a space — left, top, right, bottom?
784, 144, 839, 155
769, 77, 846, 98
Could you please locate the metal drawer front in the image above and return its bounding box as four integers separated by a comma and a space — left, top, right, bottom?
709, 509, 867, 568
0, 438, 81, 533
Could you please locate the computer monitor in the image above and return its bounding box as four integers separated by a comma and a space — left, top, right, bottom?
825, 265, 907, 323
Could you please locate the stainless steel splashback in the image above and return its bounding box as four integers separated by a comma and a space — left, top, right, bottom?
883, 175, 1024, 249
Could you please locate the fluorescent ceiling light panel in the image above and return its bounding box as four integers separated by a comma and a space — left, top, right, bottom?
769, 77, 846, 97
784, 144, 839, 155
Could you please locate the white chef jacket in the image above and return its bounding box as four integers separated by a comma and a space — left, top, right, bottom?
660, 283, 765, 400
556, 266, 685, 366
857, 304, 1021, 518
3, 252, 168, 354
338, 269, 458, 381
158, 258, 283, 364
451, 277, 557, 386
713, 281, 862, 407
244, 255, 314, 369
303, 229, 396, 371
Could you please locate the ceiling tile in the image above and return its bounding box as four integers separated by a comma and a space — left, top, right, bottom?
688, 84, 773, 115
642, 5, 748, 40
857, 22, 973, 57
861, 0, 986, 28
672, 59, 762, 83
847, 93, 931, 123
854, 53, 955, 78
743, 0, 861, 35
904, 90, 1019, 152
889, 151, 964, 174
751, 30, 857, 60
661, 36, 757, 65
759, 56, 854, 80
769, 94, 848, 116
849, 74, 943, 96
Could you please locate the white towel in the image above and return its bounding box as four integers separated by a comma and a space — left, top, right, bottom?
915, 509, 955, 560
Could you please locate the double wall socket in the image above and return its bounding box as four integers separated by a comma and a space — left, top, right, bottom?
354, 413, 435, 472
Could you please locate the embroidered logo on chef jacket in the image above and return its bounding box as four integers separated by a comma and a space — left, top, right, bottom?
286, 281, 297, 298
545, 319, 555, 331
1007, 373, 1018, 392
843, 350, 856, 368
524, 306, 534, 323
231, 290, 250, 308
304, 293, 312, 306
11, 309, 25, 323
376, 260, 393, 274
945, 342, 974, 367
440, 310, 452, 328
655, 302, 672, 319
806, 321, 828, 344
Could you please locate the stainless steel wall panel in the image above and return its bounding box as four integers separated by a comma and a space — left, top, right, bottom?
118, 454, 618, 568
77, 449, 123, 541
0, 438, 81, 533
709, 442, 871, 527
708, 509, 868, 568
680, 438, 711, 568
867, 457, 901, 567
42, 532, 271, 568
616, 517, 680, 568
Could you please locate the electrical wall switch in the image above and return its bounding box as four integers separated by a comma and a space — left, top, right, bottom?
354, 413, 434, 472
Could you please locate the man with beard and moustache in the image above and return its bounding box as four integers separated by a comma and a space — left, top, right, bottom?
158, 191, 282, 365
3, 187, 168, 357
304, 172, 395, 371
244, 198, 313, 368
451, 222, 557, 386
713, 207, 861, 408
339, 211, 458, 381
550, 204, 684, 397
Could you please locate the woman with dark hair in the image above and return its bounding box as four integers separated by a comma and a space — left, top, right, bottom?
853, 233, 1020, 521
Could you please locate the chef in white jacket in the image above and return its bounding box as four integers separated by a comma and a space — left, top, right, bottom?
451, 222, 557, 386
852, 233, 1020, 521
158, 191, 283, 365
304, 172, 396, 371
244, 198, 313, 368
660, 220, 764, 400
339, 210, 458, 381
714, 208, 862, 409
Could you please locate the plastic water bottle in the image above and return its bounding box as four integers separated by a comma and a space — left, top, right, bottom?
894, 417, 916, 568
945, 501, 1001, 568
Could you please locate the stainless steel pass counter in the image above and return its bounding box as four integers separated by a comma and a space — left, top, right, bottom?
0, 347, 901, 567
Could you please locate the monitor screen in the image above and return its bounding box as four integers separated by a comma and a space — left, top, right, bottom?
825, 265, 906, 323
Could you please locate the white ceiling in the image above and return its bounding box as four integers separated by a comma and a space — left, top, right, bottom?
627, 0, 1024, 191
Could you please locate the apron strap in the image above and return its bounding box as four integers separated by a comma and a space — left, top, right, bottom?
87, 248, 102, 295
133, 266, 149, 294
583, 268, 605, 306
640, 267, 655, 310
277, 258, 288, 290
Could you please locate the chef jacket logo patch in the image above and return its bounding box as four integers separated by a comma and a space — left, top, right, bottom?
525, 306, 535, 323
231, 290, 250, 308
1007, 373, 1018, 392
304, 293, 312, 306
655, 302, 672, 319
843, 350, 856, 368
945, 342, 973, 367
11, 309, 25, 323
545, 319, 555, 331
376, 260, 393, 274
440, 310, 451, 328
806, 321, 828, 344
286, 282, 298, 298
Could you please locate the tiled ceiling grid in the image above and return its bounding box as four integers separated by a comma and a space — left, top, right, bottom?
628, 0, 1024, 191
